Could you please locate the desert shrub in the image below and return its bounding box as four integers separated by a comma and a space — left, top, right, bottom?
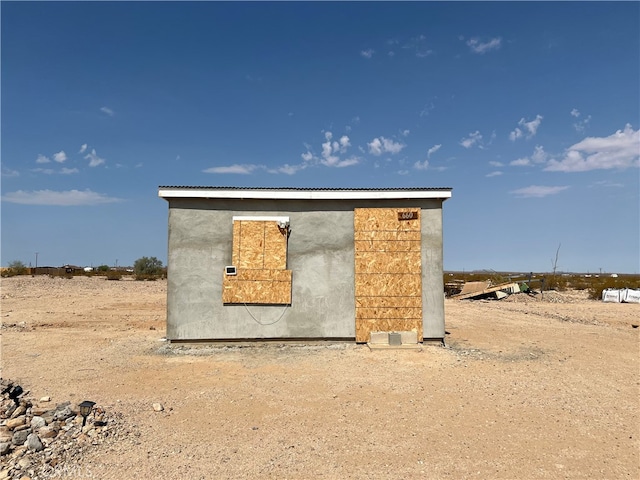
569, 276, 590, 290
3, 260, 28, 277
96, 265, 110, 272
134, 256, 163, 277
545, 275, 569, 291
135, 274, 158, 281
106, 271, 122, 281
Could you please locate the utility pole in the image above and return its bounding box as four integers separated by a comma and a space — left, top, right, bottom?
35, 252, 39, 275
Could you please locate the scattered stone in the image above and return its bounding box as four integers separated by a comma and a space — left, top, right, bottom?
26, 433, 43, 452
10, 405, 26, 419
0, 379, 128, 476
6, 417, 26, 429
53, 406, 74, 421
152, 403, 164, 412
30, 416, 46, 429
38, 426, 57, 439
12, 429, 29, 446
39, 396, 51, 403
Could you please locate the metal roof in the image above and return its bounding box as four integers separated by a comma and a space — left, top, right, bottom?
158, 186, 452, 201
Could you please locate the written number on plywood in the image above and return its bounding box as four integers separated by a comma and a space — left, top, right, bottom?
397, 211, 419, 221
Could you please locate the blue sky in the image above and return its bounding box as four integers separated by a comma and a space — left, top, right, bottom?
2, 2, 639, 273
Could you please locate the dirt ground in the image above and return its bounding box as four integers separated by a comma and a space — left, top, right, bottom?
1, 275, 638, 479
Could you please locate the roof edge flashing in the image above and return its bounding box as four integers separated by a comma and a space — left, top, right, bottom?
158, 187, 452, 201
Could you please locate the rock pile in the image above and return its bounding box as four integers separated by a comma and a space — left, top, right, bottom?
0, 379, 127, 480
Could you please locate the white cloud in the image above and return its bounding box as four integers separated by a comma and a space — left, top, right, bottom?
416, 49, 433, 58
589, 180, 624, 188
571, 108, 581, 118
414, 159, 429, 170
368, 136, 405, 156
2, 189, 122, 206
419, 101, 435, 117
333, 157, 360, 168
53, 150, 67, 163
401, 129, 410, 137
460, 131, 482, 149
531, 145, 548, 164
573, 114, 592, 133
590, 180, 624, 188
36, 154, 50, 164
427, 144, 442, 158
360, 49, 375, 59
272, 164, 305, 175
510, 157, 532, 167
545, 124, 640, 172
510, 115, 543, 141
510, 145, 548, 167
100, 106, 114, 117
84, 149, 105, 167
486, 171, 503, 177
510, 185, 570, 198
33, 167, 79, 175
300, 132, 359, 169
402, 34, 433, 58
489, 161, 504, 167
339, 135, 351, 151
79, 144, 88, 154
466, 37, 502, 54
203, 164, 261, 174
509, 128, 523, 142
1, 167, 19, 177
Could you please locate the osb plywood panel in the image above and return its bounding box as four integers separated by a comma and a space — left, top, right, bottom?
222, 270, 292, 304
226, 220, 290, 304
354, 208, 423, 343
355, 307, 422, 320
232, 221, 287, 270
355, 251, 422, 274
354, 208, 420, 232
354, 240, 421, 252
228, 269, 292, 282
355, 319, 421, 343
355, 295, 422, 308
355, 273, 422, 297
263, 224, 288, 270
354, 231, 422, 242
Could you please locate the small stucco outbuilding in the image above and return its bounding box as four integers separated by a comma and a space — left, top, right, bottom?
158, 186, 452, 344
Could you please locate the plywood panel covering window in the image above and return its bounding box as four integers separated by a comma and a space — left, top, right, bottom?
354, 208, 422, 342
223, 218, 292, 305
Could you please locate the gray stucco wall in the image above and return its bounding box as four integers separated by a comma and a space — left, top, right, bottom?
165, 198, 445, 341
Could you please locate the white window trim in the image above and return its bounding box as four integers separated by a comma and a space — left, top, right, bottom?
232, 216, 290, 223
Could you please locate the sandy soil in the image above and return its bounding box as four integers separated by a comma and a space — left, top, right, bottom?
1, 276, 638, 479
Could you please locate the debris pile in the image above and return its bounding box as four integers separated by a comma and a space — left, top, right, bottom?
0, 379, 127, 480
448, 279, 536, 301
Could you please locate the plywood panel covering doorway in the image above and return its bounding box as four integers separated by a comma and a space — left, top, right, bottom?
354, 208, 423, 343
